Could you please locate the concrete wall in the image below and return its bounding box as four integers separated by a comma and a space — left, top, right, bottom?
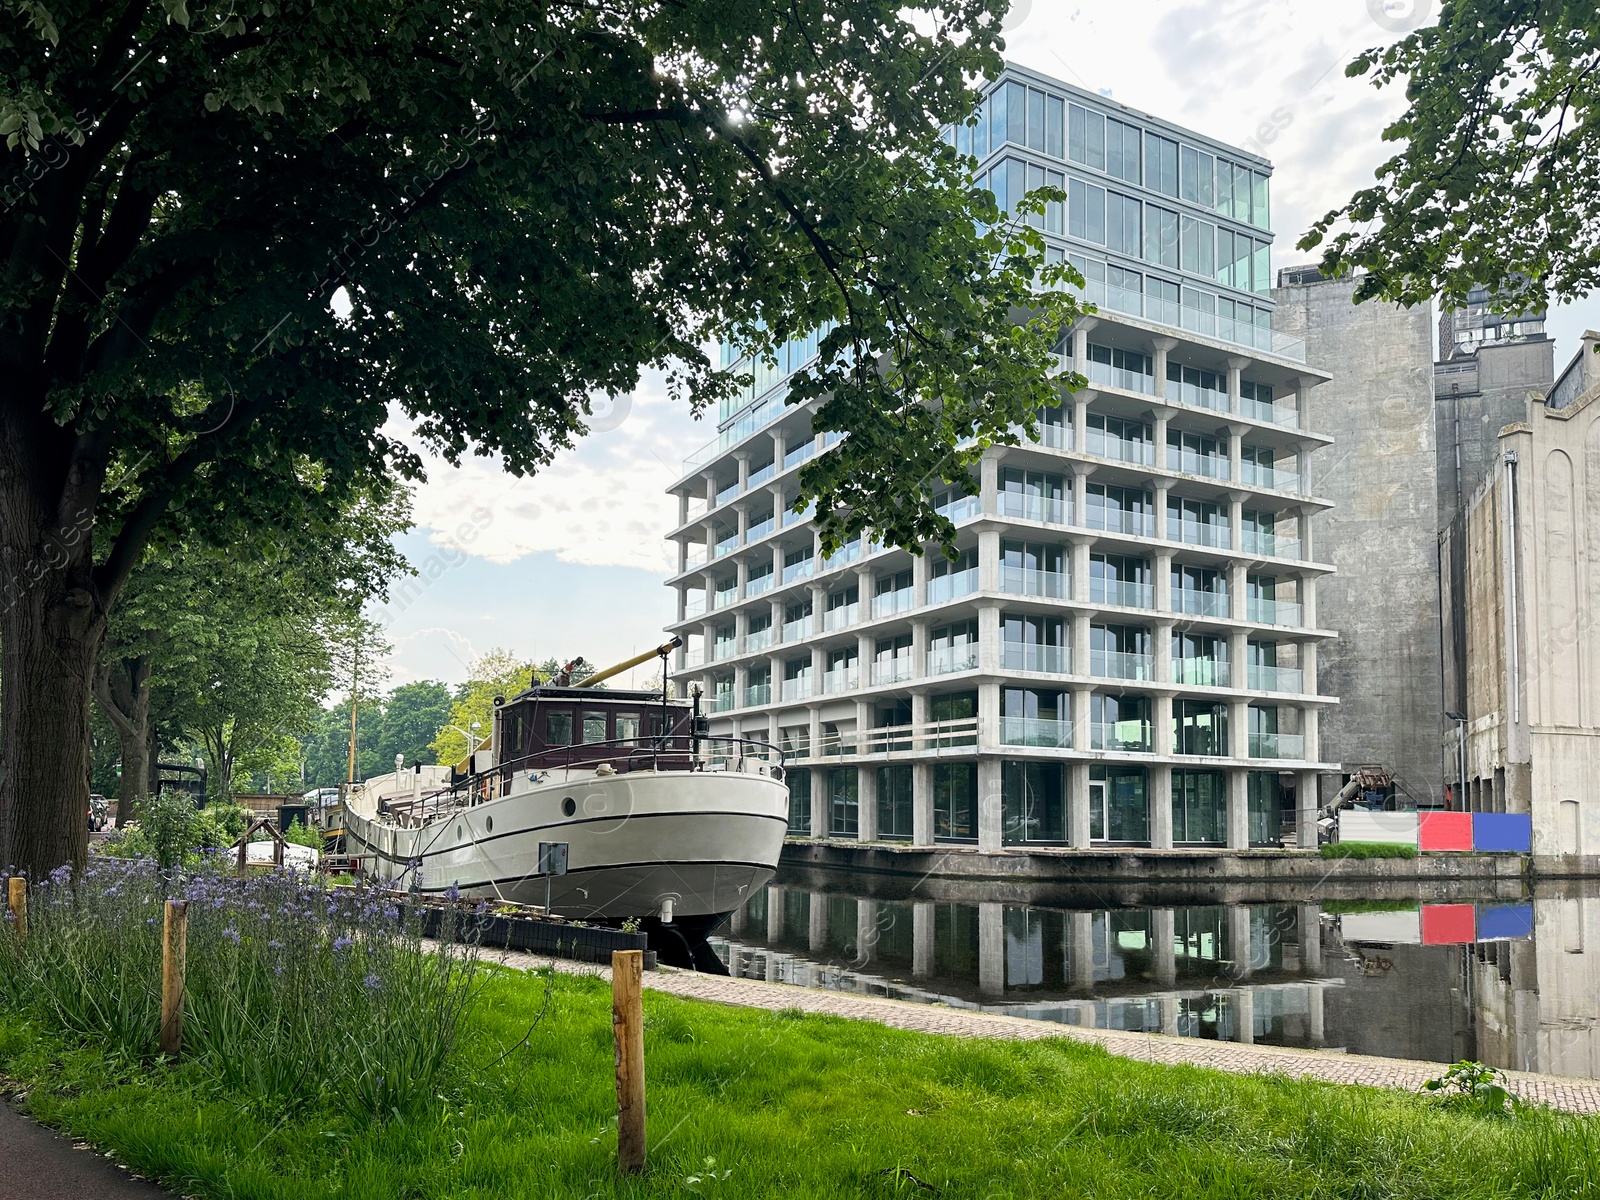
1272, 274, 1445, 804
1435, 338, 1555, 529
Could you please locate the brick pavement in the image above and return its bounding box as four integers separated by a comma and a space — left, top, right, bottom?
476, 946, 1600, 1116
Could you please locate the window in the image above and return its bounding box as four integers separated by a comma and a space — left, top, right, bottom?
1085, 481, 1154, 535
878, 765, 914, 841
1106, 118, 1141, 182
1046, 94, 1064, 158
1180, 215, 1215, 277
1085, 342, 1153, 391
787, 770, 811, 835
1144, 132, 1178, 196
1253, 241, 1271, 295
1248, 771, 1282, 845
930, 690, 978, 747
998, 466, 1066, 522
1003, 761, 1065, 844
1001, 613, 1067, 673
1026, 86, 1045, 152
1005, 81, 1026, 145
934, 763, 978, 842
581, 711, 607, 744
929, 619, 980, 674
1044, 167, 1064, 234
1069, 178, 1105, 244
1174, 701, 1229, 757
1172, 768, 1226, 843
1180, 145, 1214, 207
1089, 552, 1150, 607
1091, 693, 1151, 751
828, 767, 858, 837
1091, 764, 1149, 843
1144, 204, 1179, 268
545, 711, 573, 746
1068, 103, 1105, 170
1173, 630, 1230, 686
1252, 171, 1270, 229
1216, 226, 1257, 291
746, 559, 774, 595
1106, 191, 1141, 257
616, 714, 640, 743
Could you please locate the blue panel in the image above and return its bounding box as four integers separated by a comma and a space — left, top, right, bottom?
1472, 812, 1532, 853
1475, 904, 1534, 941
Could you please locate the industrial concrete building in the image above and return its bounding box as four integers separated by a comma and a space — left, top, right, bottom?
661, 64, 1338, 854
1439, 333, 1600, 865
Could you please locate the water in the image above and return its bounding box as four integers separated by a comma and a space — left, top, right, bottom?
713, 867, 1600, 1081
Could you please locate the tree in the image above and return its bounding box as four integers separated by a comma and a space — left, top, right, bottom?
0, 0, 1071, 875
1301, 2, 1600, 311
431, 650, 539, 767
376, 681, 452, 771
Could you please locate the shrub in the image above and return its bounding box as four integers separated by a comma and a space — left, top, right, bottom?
283, 820, 324, 850
100, 792, 248, 868
0, 859, 479, 1117
1320, 841, 1418, 860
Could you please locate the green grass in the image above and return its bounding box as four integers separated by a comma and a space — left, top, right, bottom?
1321, 840, 1420, 859
1320, 897, 1424, 914
3, 965, 1599, 1199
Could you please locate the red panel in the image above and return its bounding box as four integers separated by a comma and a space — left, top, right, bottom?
1421, 904, 1476, 945
1419, 810, 1474, 852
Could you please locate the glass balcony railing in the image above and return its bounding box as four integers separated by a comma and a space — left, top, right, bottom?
1000, 566, 1069, 599
1242, 530, 1302, 560
746, 572, 773, 597
1246, 597, 1303, 627
683, 648, 705, 668
927, 569, 978, 603
823, 603, 859, 631
1090, 578, 1153, 609
781, 677, 812, 701
1164, 379, 1230, 413
873, 589, 915, 618
1087, 429, 1155, 466
781, 617, 812, 642
1036, 422, 1071, 449
1001, 644, 1070, 674
784, 439, 816, 471
1091, 720, 1153, 752
748, 462, 776, 488
871, 659, 914, 686
786, 500, 816, 526
821, 541, 863, 571
1248, 664, 1305, 693
1172, 658, 1231, 687
1239, 462, 1302, 494
1091, 650, 1153, 681
714, 481, 740, 507
709, 641, 735, 663
685, 549, 708, 570
1084, 507, 1157, 537
998, 493, 1068, 524
746, 516, 776, 542
1086, 359, 1153, 395
1240, 395, 1300, 428
711, 691, 735, 713
1000, 716, 1074, 748
713, 534, 740, 558
935, 495, 982, 524
743, 683, 772, 708
928, 645, 980, 675
782, 558, 815, 584
745, 627, 774, 652
1171, 519, 1231, 549
1250, 731, 1306, 760
1167, 448, 1231, 480
1174, 589, 1230, 618
822, 667, 859, 694
712, 588, 738, 610
684, 599, 706, 619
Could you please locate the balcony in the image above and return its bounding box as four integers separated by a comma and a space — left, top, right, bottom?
786, 500, 816, 526
1085, 507, 1157, 538
1091, 650, 1153, 681
712, 587, 738, 610
1091, 720, 1153, 752
1168, 448, 1231, 480
1000, 716, 1074, 748
685, 549, 708, 570
746, 515, 776, 542
1250, 731, 1306, 760
1172, 658, 1231, 687
743, 683, 772, 708
1240, 395, 1300, 428
684, 599, 707, 619
1165, 379, 1230, 413
746, 627, 774, 652
871, 658, 914, 686
714, 481, 740, 507
847, 716, 979, 754
1036, 421, 1071, 450
928, 645, 980, 675
822, 540, 863, 571
1248, 664, 1305, 693
1173, 589, 1230, 618
935, 495, 982, 523
683, 648, 705, 668
1090, 577, 1153, 609
927, 569, 978, 603
823, 602, 859, 632
1087, 429, 1155, 466
711, 691, 735, 713
747, 572, 774, 597
1001, 566, 1069, 599
781, 616, 812, 642
748, 461, 776, 488
998, 493, 1068, 524
1242, 530, 1302, 560
709, 641, 735, 663
782, 558, 815, 584
1001, 643, 1070, 674
822, 666, 859, 694
1239, 462, 1301, 494
1246, 597, 1303, 627
784, 440, 816, 470
873, 589, 915, 617
1171, 518, 1230, 549
781, 677, 812, 702
1086, 359, 1153, 394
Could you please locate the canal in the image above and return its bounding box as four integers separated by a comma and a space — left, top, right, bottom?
712, 866, 1600, 1080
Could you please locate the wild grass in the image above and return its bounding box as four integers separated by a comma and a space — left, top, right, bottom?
3, 962, 1598, 1199
1321, 840, 1420, 859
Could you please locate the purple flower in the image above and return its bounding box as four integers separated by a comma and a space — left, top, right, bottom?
221, 926, 241, 944
268, 940, 283, 951
49, 864, 72, 885
445, 883, 460, 901
332, 936, 353, 952
363, 973, 382, 991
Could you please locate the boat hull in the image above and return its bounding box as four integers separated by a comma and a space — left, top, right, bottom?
343, 766, 788, 921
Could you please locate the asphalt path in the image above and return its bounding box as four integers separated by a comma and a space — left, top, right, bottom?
0, 1100, 173, 1199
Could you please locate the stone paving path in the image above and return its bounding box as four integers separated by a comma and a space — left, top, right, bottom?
478, 947, 1600, 1116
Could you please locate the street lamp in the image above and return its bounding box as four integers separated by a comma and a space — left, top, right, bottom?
443, 721, 483, 768
1445, 711, 1468, 810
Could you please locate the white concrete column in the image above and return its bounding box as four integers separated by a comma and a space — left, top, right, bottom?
770, 429, 787, 468
1154, 550, 1174, 613
1071, 318, 1097, 373
857, 763, 878, 842
1229, 905, 1254, 980
977, 603, 1002, 676
1226, 424, 1245, 484
1298, 572, 1319, 629
1151, 336, 1177, 396
1071, 687, 1092, 752
1228, 698, 1249, 760
809, 893, 829, 954
678, 489, 691, 527
1302, 705, 1320, 763
913, 551, 931, 607
1307, 985, 1326, 1047
1226, 767, 1250, 849
1226, 356, 1248, 415
1300, 641, 1319, 696
1296, 769, 1320, 849
1070, 535, 1091, 603
1154, 618, 1175, 688
1228, 494, 1245, 552
1149, 765, 1173, 848
1234, 988, 1256, 1044
1072, 397, 1089, 456
809, 764, 828, 837
978, 903, 1005, 996
978, 528, 1001, 592
1152, 483, 1171, 540
1160, 997, 1181, 1036
1298, 503, 1317, 562
979, 450, 1001, 516
1152, 908, 1177, 987
1150, 410, 1170, 470
1228, 561, 1248, 621
978, 758, 1003, 852
913, 901, 935, 977
1068, 911, 1096, 990
912, 759, 935, 847
1069, 759, 1091, 848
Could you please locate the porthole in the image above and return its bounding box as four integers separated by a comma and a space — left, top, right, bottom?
562, 797, 577, 817
456, 824, 463, 840
485, 815, 493, 833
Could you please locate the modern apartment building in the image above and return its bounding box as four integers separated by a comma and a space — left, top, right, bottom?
661, 64, 1338, 855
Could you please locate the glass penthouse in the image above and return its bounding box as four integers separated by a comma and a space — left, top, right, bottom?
662, 64, 1336, 853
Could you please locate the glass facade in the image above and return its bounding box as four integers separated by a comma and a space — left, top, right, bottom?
1172, 768, 1226, 845
828, 767, 858, 838
787, 770, 811, 835
878, 765, 914, 841
934, 763, 979, 842
1091, 765, 1149, 844
1003, 760, 1065, 844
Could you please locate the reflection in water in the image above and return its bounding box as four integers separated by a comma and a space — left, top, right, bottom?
714, 880, 1600, 1078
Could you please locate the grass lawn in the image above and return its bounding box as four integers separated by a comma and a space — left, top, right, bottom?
3, 964, 1598, 1199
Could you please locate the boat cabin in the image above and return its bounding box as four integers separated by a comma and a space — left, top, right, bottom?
485, 685, 701, 781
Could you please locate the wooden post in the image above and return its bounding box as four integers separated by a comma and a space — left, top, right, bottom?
236, 830, 248, 876
160, 900, 188, 1057
612, 949, 646, 1174
7, 877, 26, 941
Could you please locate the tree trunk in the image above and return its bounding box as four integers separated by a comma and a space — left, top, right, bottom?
93, 656, 152, 828
0, 565, 103, 876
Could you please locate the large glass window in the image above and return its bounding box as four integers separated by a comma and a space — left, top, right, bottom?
1173, 630, 1230, 686
828, 767, 859, 838
787, 770, 812, 835
998, 466, 1067, 523
1172, 769, 1227, 844
1091, 693, 1152, 751
1085, 481, 1154, 536
1084, 342, 1153, 392
1090, 552, 1151, 607
1001, 614, 1067, 674
1090, 764, 1149, 843
1068, 103, 1105, 170
929, 690, 978, 745
545, 711, 573, 746
928, 547, 979, 602
1046, 94, 1064, 158
1144, 132, 1179, 196
1003, 760, 1065, 844
878, 765, 914, 841
1180, 144, 1214, 206
1180, 215, 1216, 277
1174, 699, 1229, 756
934, 763, 978, 842
1001, 687, 1070, 749
1248, 771, 1283, 845
1068, 177, 1105, 244
1106, 118, 1141, 183
1000, 539, 1067, 597
1145, 204, 1179, 268
1106, 191, 1142, 257
929, 619, 980, 674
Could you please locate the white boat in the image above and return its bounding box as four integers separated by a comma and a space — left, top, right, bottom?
340, 660, 788, 936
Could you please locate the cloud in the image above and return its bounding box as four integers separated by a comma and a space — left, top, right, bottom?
384, 626, 479, 689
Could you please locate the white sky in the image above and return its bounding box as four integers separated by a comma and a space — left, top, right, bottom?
372, 0, 1600, 690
